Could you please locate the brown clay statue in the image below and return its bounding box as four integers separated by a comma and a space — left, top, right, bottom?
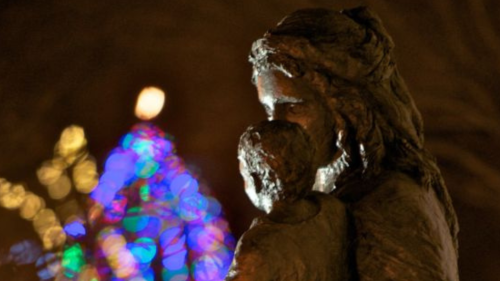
227, 120, 349, 281
232, 6, 459, 281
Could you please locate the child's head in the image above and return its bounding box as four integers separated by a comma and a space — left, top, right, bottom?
238, 120, 317, 213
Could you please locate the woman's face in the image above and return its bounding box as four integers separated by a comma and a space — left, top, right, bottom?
256, 70, 336, 167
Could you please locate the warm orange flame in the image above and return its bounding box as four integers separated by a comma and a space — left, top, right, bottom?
135, 87, 166, 120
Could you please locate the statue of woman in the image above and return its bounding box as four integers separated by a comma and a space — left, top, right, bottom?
228, 120, 349, 281
247, 6, 459, 280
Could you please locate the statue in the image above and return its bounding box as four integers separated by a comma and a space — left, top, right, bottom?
227, 120, 349, 280
232, 6, 459, 280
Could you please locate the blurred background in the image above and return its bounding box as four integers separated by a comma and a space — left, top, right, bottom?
0, 0, 499, 280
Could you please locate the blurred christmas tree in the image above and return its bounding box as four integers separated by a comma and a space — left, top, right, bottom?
60, 123, 235, 280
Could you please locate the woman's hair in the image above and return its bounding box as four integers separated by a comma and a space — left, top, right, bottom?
250, 7, 458, 252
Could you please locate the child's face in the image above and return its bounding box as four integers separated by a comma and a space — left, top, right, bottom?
239, 157, 279, 213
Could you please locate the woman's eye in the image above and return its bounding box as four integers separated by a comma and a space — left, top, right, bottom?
285, 103, 305, 114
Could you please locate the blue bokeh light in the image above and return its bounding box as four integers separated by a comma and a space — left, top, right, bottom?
64, 221, 86, 238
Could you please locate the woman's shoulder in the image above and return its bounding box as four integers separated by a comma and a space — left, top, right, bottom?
366, 171, 426, 201
335, 171, 425, 203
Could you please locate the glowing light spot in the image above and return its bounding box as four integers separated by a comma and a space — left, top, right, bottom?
159, 227, 183, 249
90, 184, 116, 207
102, 194, 128, 223
162, 235, 186, 256
130, 237, 157, 264
121, 133, 134, 149
0, 183, 26, 209
162, 249, 187, 270
123, 207, 150, 233
20, 192, 45, 220
135, 87, 166, 120
140, 185, 150, 201
131, 139, 155, 158
136, 216, 161, 238
33, 209, 58, 235
101, 232, 138, 278
179, 193, 208, 221
42, 225, 66, 250
0, 178, 10, 195
73, 159, 99, 193
170, 174, 198, 197
64, 221, 86, 238
105, 151, 135, 174
47, 174, 71, 200
37, 162, 63, 186
36, 252, 62, 280
135, 158, 159, 178
113, 249, 138, 278
62, 243, 85, 277
188, 225, 224, 252
102, 170, 129, 191
193, 254, 226, 281
56, 125, 87, 158
162, 266, 189, 281
140, 268, 155, 281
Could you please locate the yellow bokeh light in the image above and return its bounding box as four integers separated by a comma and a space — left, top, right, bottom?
73, 158, 99, 193
135, 86, 166, 120
42, 225, 66, 250
0, 184, 26, 209
56, 125, 87, 158
102, 234, 126, 256
20, 192, 45, 220
33, 208, 58, 235
0, 178, 11, 197
37, 161, 63, 186
47, 174, 72, 200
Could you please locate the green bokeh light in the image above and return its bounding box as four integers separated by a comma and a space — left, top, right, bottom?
62, 243, 85, 278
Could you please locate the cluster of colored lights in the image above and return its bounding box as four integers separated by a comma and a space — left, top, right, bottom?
60, 123, 234, 280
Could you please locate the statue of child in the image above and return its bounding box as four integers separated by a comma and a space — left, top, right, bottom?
226, 120, 349, 281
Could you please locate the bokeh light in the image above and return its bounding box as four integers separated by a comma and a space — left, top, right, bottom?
64, 220, 87, 238
47, 174, 71, 200
135, 87, 166, 120
62, 243, 86, 278
0, 183, 26, 209
37, 161, 63, 186
87, 123, 234, 280
42, 225, 66, 250
33, 209, 58, 235
20, 192, 45, 220
36, 252, 62, 280
73, 158, 99, 193
56, 125, 87, 159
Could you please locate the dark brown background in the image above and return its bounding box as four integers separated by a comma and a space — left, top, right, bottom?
1, 1, 499, 280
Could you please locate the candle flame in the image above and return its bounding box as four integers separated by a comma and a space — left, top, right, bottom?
135, 87, 166, 120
